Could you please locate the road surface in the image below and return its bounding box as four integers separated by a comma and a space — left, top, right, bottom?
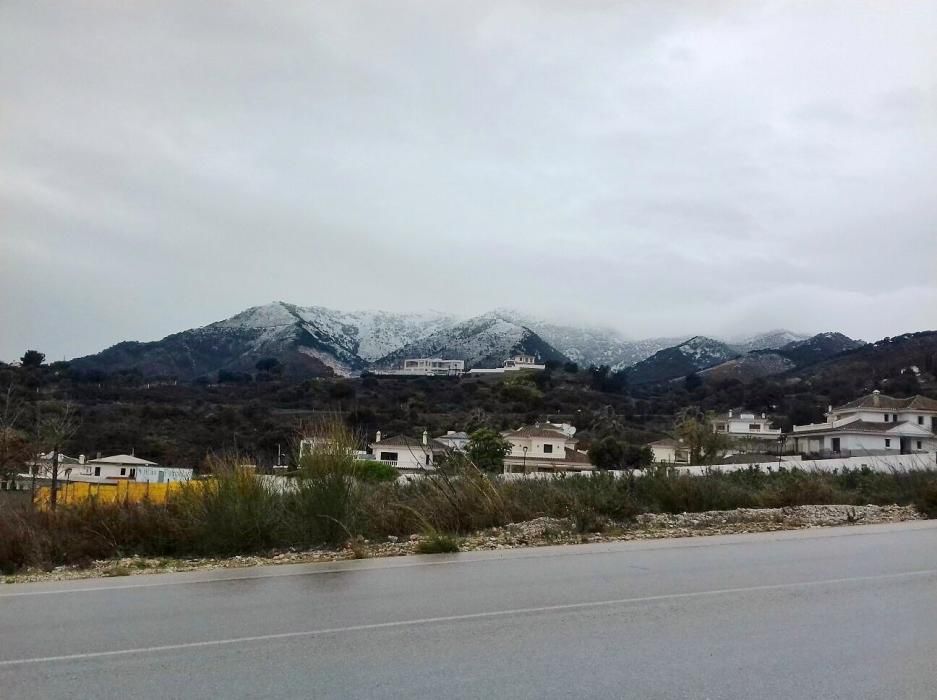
2, 521, 937, 699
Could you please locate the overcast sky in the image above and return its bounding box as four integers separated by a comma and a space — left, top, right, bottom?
2, 1, 936, 362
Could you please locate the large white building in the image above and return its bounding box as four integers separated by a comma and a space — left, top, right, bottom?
374, 359, 465, 376
23, 453, 192, 484
468, 355, 547, 375
501, 423, 592, 474
790, 391, 937, 456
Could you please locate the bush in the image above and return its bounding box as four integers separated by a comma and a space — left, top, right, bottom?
915, 482, 937, 518
354, 460, 398, 482
3, 464, 937, 575
415, 532, 460, 554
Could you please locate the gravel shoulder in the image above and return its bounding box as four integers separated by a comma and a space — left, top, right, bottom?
4, 504, 923, 584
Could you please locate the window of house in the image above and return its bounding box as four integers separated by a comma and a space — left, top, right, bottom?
893, 414, 898, 422
425, 454, 430, 465
94, 467, 101, 476
379, 451, 398, 462
831, 438, 840, 453
885, 439, 891, 448
120, 468, 126, 476
884, 415, 890, 422
543, 444, 553, 454
918, 416, 924, 425
716, 424, 727, 432
748, 424, 761, 431
129, 469, 136, 479
917, 441, 923, 450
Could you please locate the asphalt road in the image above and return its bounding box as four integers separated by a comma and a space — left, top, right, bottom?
3, 521, 937, 699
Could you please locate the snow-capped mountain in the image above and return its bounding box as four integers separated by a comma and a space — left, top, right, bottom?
776, 332, 865, 366
373, 312, 568, 369
728, 329, 810, 354
626, 337, 741, 384
491, 309, 687, 369
70, 300, 864, 383
692, 332, 866, 384
72, 302, 460, 379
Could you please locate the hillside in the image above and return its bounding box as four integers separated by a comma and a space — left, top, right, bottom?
728, 329, 810, 354
373, 313, 569, 369
627, 337, 740, 385
67, 300, 872, 383
776, 332, 865, 366
790, 331, 937, 395
698, 332, 865, 384
491, 309, 686, 368
5, 328, 934, 470
72, 302, 458, 380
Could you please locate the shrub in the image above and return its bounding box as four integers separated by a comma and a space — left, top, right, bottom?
354, 461, 398, 482
415, 532, 460, 554
914, 482, 937, 518
3, 464, 937, 575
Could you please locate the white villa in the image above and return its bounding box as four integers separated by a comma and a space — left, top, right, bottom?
468, 355, 547, 375
789, 391, 937, 456
648, 438, 691, 465
375, 359, 465, 376
712, 409, 782, 453
434, 430, 470, 451
501, 423, 592, 474
369, 430, 449, 473
23, 453, 192, 484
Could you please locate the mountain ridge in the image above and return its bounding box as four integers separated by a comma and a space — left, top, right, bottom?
68, 301, 860, 381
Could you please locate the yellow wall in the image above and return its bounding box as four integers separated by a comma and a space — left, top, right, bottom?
35, 480, 198, 509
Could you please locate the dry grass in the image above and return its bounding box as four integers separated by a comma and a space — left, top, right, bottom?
1, 454, 936, 574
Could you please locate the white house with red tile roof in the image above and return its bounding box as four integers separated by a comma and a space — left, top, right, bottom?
790, 391, 937, 456
501, 423, 592, 474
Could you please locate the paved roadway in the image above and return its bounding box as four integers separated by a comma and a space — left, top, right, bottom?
2, 522, 937, 699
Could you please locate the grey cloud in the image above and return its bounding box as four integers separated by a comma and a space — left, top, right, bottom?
1, 0, 936, 361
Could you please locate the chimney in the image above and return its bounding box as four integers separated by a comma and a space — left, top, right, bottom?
728, 409, 733, 418
447, 430, 455, 435
761, 412, 766, 419
422, 430, 428, 446
873, 390, 881, 407
375, 430, 382, 443
79, 454, 85, 465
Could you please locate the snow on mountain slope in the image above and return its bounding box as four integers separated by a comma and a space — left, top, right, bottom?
71, 300, 862, 383
729, 329, 810, 354
627, 336, 740, 384
374, 312, 569, 369
73, 302, 460, 379
491, 309, 686, 369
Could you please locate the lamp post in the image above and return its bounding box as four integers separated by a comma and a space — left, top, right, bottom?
777, 435, 786, 470
522, 445, 528, 474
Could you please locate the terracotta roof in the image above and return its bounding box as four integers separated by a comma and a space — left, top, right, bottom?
833, 393, 937, 412
794, 420, 933, 436
503, 425, 569, 439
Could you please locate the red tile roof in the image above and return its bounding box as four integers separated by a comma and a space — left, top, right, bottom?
833, 393, 937, 412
